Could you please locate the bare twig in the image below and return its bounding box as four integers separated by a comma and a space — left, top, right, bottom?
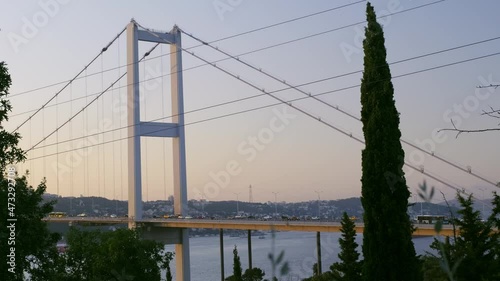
481, 106, 500, 120
439, 119, 500, 138
440, 191, 458, 241
476, 84, 500, 89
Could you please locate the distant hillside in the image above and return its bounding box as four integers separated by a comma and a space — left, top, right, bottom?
43, 194, 458, 219
43, 195, 129, 217
438, 197, 494, 218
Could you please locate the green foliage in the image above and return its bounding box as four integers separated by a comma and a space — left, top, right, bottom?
233, 246, 243, 280
421, 255, 449, 281
225, 245, 268, 281
303, 213, 363, 280
359, 3, 419, 280
166, 256, 173, 281
268, 250, 289, 277
426, 192, 500, 281
226, 246, 266, 281
0, 62, 25, 172
426, 236, 461, 281
330, 212, 362, 281
268, 230, 289, 280
226, 245, 243, 281
242, 267, 265, 281
418, 180, 435, 203
302, 267, 333, 281
301, 263, 333, 281
0, 175, 60, 280
57, 228, 173, 281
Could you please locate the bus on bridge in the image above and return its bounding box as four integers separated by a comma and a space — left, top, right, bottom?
415, 215, 449, 224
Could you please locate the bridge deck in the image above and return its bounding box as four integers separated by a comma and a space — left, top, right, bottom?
45, 217, 456, 236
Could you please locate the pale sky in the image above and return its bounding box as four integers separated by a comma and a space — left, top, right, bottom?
1, 0, 499, 203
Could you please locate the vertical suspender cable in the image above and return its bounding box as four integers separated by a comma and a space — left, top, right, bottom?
56, 84, 59, 195
118, 42, 124, 203
112, 43, 117, 204
42, 99, 46, 179
102, 55, 106, 199
12, 26, 126, 134
98, 56, 102, 198
29, 118, 33, 186
70, 82, 74, 213
84, 68, 89, 197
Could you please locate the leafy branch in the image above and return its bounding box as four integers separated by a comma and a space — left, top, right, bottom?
268, 230, 289, 280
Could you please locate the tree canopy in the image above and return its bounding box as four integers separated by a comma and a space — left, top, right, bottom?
0, 176, 60, 280
424, 192, 500, 281
57, 228, 173, 281
0, 62, 25, 171
359, 3, 419, 280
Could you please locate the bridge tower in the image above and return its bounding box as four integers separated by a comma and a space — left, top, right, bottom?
126, 20, 190, 281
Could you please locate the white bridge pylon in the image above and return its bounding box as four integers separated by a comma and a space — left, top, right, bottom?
126, 20, 190, 280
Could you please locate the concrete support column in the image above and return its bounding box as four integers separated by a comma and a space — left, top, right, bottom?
126, 21, 142, 228
170, 26, 190, 281
220, 229, 224, 281
248, 230, 252, 269
316, 231, 322, 275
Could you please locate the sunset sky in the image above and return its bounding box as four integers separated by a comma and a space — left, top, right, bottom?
1, 0, 499, 203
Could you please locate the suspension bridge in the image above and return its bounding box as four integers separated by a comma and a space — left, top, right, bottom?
7, 3, 500, 279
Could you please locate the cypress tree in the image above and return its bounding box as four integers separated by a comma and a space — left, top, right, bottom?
228, 245, 243, 281
360, 3, 419, 280
330, 212, 362, 281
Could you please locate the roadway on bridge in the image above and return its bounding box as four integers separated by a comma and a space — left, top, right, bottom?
45, 217, 454, 236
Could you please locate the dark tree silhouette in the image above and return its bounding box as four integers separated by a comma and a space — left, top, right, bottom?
330, 212, 362, 281
226, 245, 243, 281
359, 3, 420, 280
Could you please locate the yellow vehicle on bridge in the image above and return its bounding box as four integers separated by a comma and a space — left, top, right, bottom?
48, 212, 67, 218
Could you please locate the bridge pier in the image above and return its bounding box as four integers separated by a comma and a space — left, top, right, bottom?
220, 228, 225, 281
248, 230, 252, 269
317, 231, 322, 275
176, 229, 190, 281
